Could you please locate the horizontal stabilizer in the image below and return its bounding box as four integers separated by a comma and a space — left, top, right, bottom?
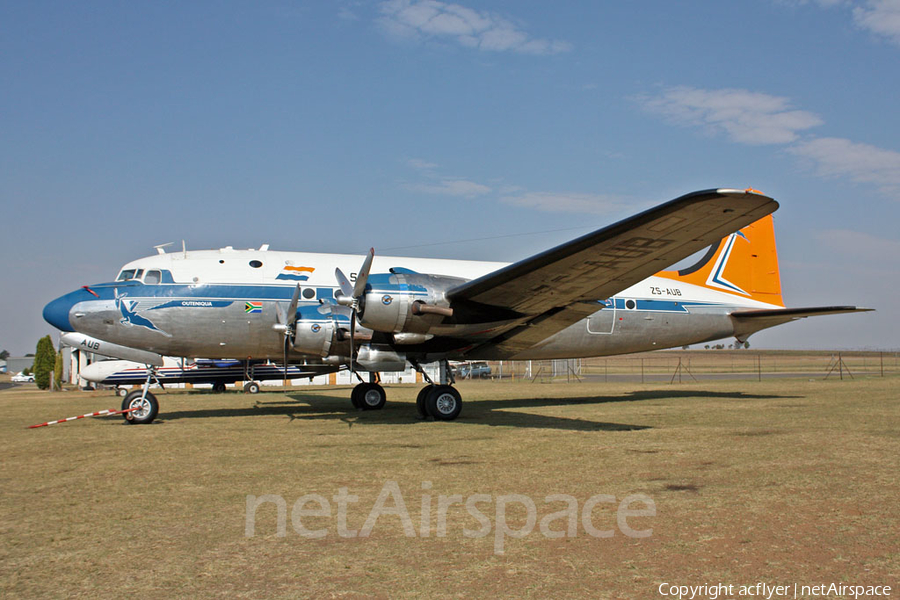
730, 306, 874, 342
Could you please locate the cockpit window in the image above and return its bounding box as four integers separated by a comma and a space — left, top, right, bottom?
144, 270, 161, 284
116, 269, 146, 282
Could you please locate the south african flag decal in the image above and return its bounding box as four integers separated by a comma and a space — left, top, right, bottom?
245, 301, 263, 314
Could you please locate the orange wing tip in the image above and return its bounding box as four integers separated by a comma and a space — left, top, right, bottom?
744, 188, 765, 195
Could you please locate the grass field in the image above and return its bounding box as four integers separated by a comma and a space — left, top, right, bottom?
2, 375, 898, 598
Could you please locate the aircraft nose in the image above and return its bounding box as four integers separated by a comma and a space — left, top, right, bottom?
43, 293, 78, 332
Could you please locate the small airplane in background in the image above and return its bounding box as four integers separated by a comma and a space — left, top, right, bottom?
78, 356, 340, 396
43, 189, 871, 424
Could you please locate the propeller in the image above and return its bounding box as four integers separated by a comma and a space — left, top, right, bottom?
274, 284, 302, 382
334, 248, 374, 375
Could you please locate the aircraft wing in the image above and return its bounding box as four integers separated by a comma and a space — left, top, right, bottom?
730, 306, 874, 342
446, 189, 779, 356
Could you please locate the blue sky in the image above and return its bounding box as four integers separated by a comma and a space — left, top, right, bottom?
2, 0, 898, 355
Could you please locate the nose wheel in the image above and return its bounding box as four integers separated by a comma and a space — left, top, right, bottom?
121, 390, 159, 425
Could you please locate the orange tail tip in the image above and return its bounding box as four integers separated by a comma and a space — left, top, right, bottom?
658, 215, 785, 307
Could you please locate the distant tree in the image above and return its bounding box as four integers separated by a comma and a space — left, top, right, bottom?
704, 345, 710, 350
33, 335, 56, 390
0, 349, 9, 360
25, 353, 35, 357
744, 341, 750, 349
682, 345, 690, 350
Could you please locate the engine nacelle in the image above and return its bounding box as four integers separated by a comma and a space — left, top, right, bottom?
357, 272, 465, 335
291, 305, 338, 356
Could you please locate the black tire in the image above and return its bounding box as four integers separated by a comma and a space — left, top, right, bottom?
122, 390, 159, 425
426, 385, 462, 421
416, 386, 432, 419
350, 384, 364, 409
212, 381, 227, 393
244, 381, 260, 394
359, 383, 386, 410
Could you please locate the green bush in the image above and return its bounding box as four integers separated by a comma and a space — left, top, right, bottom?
33, 335, 56, 390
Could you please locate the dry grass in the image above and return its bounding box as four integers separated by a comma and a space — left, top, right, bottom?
2, 376, 898, 598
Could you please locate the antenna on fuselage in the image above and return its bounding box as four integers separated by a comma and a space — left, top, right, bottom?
154, 242, 174, 255
182, 240, 187, 258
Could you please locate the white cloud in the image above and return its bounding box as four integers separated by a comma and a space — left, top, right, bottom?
501, 192, 630, 215
407, 158, 438, 170
639, 86, 823, 145
789, 137, 900, 195
853, 0, 900, 46
403, 178, 491, 198
378, 0, 571, 54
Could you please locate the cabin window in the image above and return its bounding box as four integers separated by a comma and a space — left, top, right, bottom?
249, 260, 263, 268
117, 270, 136, 281
134, 269, 144, 280
625, 299, 637, 310
144, 270, 161, 284
302, 288, 315, 299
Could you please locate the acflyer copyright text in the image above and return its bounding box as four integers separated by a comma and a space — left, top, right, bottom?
657, 582, 892, 599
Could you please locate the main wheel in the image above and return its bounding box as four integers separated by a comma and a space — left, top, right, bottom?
351, 384, 364, 409
122, 390, 159, 425
243, 381, 260, 394
116, 387, 129, 397
212, 381, 227, 393
359, 383, 386, 410
416, 386, 432, 419
426, 385, 462, 421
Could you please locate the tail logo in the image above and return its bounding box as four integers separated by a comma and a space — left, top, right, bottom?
706, 232, 750, 296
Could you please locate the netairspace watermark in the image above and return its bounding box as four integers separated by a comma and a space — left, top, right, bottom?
245, 480, 656, 554
657, 582, 893, 599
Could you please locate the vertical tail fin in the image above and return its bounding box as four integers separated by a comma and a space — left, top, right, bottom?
658, 215, 784, 307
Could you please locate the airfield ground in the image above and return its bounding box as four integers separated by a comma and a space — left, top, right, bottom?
1, 372, 898, 598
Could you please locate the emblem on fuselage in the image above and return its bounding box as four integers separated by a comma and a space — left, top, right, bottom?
114, 289, 171, 336
382, 295, 393, 305
277, 266, 315, 281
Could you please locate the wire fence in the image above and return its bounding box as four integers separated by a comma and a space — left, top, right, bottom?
467, 351, 900, 384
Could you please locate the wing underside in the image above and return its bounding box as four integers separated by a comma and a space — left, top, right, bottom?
445, 188, 779, 357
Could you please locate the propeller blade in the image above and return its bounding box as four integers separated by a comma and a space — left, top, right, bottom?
282, 333, 289, 383
287, 284, 301, 326
352, 248, 375, 299
349, 307, 356, 374
335, 267, 354, 299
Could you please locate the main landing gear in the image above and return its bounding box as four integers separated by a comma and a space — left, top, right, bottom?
350, 360, 463, 421
351, 381, 387, 410
415, 385, 462, 421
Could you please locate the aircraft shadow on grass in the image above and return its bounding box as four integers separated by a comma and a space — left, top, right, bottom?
158, 389, 800, 433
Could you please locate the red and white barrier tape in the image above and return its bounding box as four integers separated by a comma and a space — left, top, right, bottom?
28, 406, 141, 429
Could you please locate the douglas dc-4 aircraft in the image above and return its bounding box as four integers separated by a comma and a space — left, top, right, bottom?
43, 189, 871, 424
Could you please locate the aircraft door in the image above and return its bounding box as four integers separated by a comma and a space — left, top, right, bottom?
586, 299, 616, 335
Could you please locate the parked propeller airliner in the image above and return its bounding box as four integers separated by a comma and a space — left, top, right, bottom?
43, 189, 871, 424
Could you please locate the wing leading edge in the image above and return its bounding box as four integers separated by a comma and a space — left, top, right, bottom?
446, 188, 779, 357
